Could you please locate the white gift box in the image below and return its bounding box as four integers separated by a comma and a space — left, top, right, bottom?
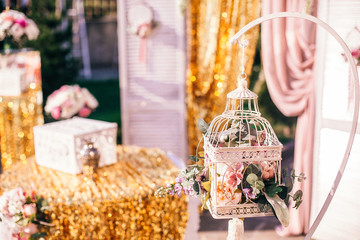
34, 117, 118, 174
0, 68, 27, 96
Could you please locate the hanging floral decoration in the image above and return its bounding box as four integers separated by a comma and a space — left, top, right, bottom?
127, 2, 158, 63
44, 85, 99, 120
0, 188, 52, 240
129, 19, 158, 39
156, 119, 305, 227
0, 10, 39, 46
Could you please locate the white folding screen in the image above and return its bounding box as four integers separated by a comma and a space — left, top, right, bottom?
312, 0, 360, 239
117, 0, 187, 160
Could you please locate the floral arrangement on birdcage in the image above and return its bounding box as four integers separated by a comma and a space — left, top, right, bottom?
0, 9, 39, 48
156, 118, 305, 226
44, 85, 99, 120
0, 188, 52, 240
157, 78, 305, 227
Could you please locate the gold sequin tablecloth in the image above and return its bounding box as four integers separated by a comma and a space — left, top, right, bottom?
0, 146, 188, 239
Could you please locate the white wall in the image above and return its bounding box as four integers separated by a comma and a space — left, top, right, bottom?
312, 0, 360, 239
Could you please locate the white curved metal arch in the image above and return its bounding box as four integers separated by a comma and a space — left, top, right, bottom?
229, 12, 360, 240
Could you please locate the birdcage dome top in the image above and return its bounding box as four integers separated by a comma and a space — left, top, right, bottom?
227, 77, 258, 100
205, 76, 281, 149
223, 78, 261, 118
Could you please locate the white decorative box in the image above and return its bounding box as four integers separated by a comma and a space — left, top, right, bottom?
34, 117, 118, 174
0, 68, 27, 96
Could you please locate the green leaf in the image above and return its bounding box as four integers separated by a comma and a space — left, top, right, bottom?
294, 199, 303, 209
246, 173, 258, 185
293, 190, 303, 201
290, 169, 295, 182
255, 180, 265, 190
245, 164, 262, 177
265, 184, 283, 197
285, 178, 293, 192
277, 186, 288, 200
264, 193, 290, 227
188, 156, 198, 163
197, 118, 209, 134
298, 173, 306, 182
193, 182, 200, 194
285, 195, 290, 205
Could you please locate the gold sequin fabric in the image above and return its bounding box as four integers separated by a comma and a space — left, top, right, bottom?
0, 50, 43, 171
186, 0, 261, 154
0, 146, 188, 239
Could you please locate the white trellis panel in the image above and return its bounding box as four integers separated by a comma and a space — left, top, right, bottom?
312, 0, 360, 239
117, 0, 187, 160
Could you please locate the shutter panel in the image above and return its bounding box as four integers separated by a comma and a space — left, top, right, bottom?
118, 0, 187, 160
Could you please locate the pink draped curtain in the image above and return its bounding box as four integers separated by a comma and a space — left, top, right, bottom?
261, 0, 317, 236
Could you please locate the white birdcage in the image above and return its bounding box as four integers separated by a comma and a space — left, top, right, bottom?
203, 40, 283, 219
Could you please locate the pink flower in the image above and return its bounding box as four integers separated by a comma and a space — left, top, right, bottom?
22, 222, 38, 239
59, 85, 68, 91
243, 188, 255, 200
224, 163, 244, 188
225, 171, 242, 188
260, 162, 275, 181
174, 183, 182, 196
14, 18, 27, 28
175, 177, 185, 183
78, 107, 91, 117
22, 203, 37, 217
351, 49, 360, 59
137, 22, 152, 38
51, 106, 61, 120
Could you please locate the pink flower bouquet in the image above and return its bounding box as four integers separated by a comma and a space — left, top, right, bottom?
342, 48, 360, 66
0, 188, 51, 240
44, 85, 99, 120
0, 10, 39, 43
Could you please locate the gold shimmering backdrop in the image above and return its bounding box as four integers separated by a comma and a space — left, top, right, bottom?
0, 146, 188, 239
186, 0, 261, 154
0, 51, 43, 171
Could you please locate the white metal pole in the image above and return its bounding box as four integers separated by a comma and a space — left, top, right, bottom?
76, 0, 92, 79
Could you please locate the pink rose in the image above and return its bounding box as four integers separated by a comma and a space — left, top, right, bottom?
351, 49, 360, 59
22, 203, 37, 217
78, 106, 91, 117
225, 170, 243, 189
51, 106, 61, 120
260, 162, 275, 181
59, 85, 68, 91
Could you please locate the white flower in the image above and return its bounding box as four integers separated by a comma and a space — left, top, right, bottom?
9, 23, 25, 41
45, 85, 98, 119
81, 88, 98, 109
25, 19, 39, 40
0, 10, 39, 41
